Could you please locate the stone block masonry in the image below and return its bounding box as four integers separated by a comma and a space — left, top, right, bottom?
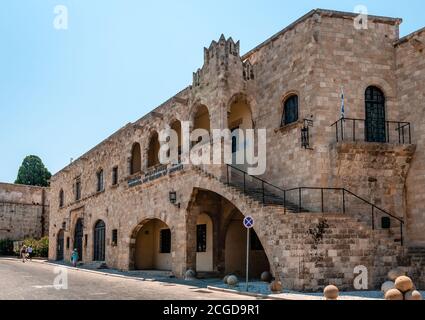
0, 183, 49, 241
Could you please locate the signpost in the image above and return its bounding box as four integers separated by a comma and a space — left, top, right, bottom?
243, 216, 254, 292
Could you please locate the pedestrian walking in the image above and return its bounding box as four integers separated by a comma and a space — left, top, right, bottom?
27, 246, 33, 261
20, 245, 27, 263
71, 249, 79, 267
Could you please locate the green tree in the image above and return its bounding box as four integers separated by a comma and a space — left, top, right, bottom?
15, 155, 52, 187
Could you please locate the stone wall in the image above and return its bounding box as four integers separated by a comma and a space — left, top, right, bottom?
0, 183, 49, 241
396, 29, 425, 246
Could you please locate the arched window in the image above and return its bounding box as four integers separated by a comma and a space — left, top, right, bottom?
147, 132, 160, 168
96, 169, 104, 192
59, 189, 64, 208
365, 86, 386, 143
130, 143, 141, 174
282, 95, 299, 126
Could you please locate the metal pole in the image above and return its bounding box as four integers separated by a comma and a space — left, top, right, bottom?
246, 228, 250, 292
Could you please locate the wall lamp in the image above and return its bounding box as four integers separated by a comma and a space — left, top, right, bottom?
169, 191, 180, 208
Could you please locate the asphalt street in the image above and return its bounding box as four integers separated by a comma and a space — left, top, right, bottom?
0, 258, 256, 300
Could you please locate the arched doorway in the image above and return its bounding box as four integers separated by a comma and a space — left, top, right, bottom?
130, 143, 142, 174
56, 230, 65, 261
93, 220, 106, 262
147, 132, 160, 168
74, 218, 84, 261
228, 95, 253, 170
365, 86, 386, 143
196, 213, 214, 272
134, 219, 172, 271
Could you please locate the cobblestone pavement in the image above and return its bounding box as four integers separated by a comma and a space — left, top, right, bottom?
0, 258, 258, 300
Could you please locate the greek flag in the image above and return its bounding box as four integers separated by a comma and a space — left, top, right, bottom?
340, 87, 345, 119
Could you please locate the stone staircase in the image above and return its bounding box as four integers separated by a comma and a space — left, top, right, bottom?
191, 164, 407, 290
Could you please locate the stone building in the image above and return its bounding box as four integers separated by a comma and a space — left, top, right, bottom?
0, 183, 49, 241
48, 9, 425, 291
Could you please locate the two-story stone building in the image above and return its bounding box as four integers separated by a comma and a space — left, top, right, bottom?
48, 9, 425, 291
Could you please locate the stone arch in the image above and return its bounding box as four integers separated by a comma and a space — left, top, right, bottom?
227, 93, 257, 126
190, 104, 211, 133
128, 215, 176, 271
93, 219, 106, 261
56, 229, 65, 261
130, 142, 142, 175
144, 129, 161, 169
185, 185, 274, 277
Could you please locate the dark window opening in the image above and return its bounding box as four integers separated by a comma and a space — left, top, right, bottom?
250, 230, 264, 251
75, 179, 81, 201
196, 224, 207, 253
97, 170, 104, 192
66, 237, 70, 249
160, 229, 171, 254
282, 95, 299, 126
381, 217, 391, 229
112, 167, 118, 186
84, 234, 88, 247
112, 229, 118, 246
59, 189, 64, 208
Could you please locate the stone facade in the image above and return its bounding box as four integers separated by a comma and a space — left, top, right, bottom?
47, 9, 425, 291
0, 183, 49, 241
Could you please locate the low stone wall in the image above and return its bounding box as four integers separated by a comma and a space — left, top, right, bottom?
0, 183, 49, 241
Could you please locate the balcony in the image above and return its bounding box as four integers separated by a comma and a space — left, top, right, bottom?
330, 118, 412, 145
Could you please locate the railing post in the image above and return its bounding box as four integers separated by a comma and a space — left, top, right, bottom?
400, 222, 404, 246
386, 122, 390, 143
299, 188, 302, 213
321, 188, 324, 212
335, 122, 339, 142
371, 206, 375, 230
342, 189, 346, 214
284, 190, 286, 215
341, 119, 344, 141
353, 119, 356, 142
398, 122, 401, 144
243, 172, 246, 194
409, 124, 412, 144
226, 165, 229, 185
402, 124, 405, 144
262, 181, 265, 204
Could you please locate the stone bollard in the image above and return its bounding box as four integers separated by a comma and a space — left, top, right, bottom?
395, 276, 414, 293
385, 288, 404, 300
261, 271, 272, 283
227, 275, 239, 286
404, 290, 423, 301
324, 285, 339, 300
270, 280, 283, 294
184, 269, 197, 281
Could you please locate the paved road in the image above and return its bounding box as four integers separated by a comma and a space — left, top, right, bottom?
0, 259, 256, 300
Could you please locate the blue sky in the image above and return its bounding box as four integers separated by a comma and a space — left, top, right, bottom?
0, 0, 424, 182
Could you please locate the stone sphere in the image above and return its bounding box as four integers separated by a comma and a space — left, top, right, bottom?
405, 290, 423, 301
324, 285, 339, 300
184, 269, 197, 280
261, 271, 273, 283
227, 275, 239, 286
385, 288, 404, 300
381, 281, 395, 294
395, 276, 414, 293
223, 275, 230, 284
388, 267, 407, 281
270, 280, 283, 293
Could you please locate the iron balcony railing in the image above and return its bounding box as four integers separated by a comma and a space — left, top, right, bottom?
330, 117, 412, 144
225, 164, 405, 245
